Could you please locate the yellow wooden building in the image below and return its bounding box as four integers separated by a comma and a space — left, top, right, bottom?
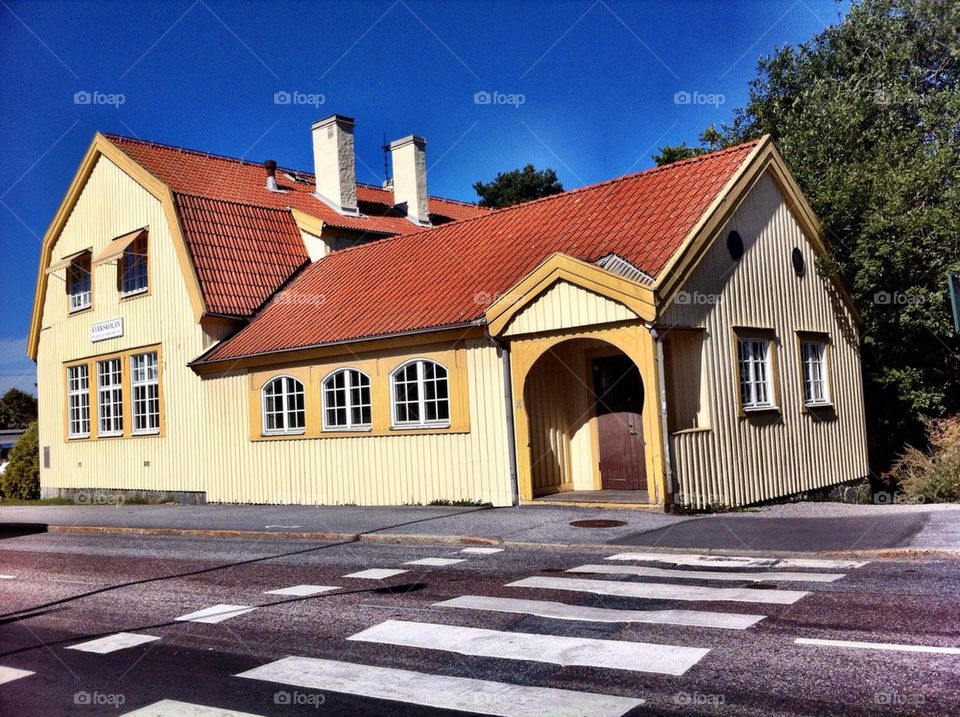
28, 117, 870, 508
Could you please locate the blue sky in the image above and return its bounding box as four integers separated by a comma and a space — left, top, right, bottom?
0, 0, 848, 395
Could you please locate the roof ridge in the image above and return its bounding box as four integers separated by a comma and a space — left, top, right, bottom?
102, 132, 481, 207
302, 138, 761, 267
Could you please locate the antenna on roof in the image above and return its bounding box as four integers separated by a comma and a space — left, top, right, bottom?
381, 132, 392, 189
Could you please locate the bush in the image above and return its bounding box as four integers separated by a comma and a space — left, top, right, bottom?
886, 416, 960, 504
2, 421, 39, 500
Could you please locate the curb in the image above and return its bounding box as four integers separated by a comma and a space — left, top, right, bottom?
44, 524, 960, 560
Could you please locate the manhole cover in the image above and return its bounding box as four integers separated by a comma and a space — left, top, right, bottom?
569, 519, 628, 528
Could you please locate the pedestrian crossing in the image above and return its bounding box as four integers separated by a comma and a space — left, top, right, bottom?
6, 545, 882, 717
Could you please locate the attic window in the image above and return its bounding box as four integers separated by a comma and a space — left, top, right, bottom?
283, 172, 313, 185
727, 231, 744, 261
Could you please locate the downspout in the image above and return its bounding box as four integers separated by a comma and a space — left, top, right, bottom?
492, 336, 520, 506
648, 326, 675, 509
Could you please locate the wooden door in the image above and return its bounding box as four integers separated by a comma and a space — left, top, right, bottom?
592, 355, 647, 491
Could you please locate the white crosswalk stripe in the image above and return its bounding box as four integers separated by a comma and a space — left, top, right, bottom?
404, 558, 466, 566
348, 619, 709, 675
66, 632, 160, 654
121, 699, 265, 716
509, 575, 809, 604
263, 585, 338, 597
460, 547, 504, 555
436, 594, 765, 629
568, 563, 845, 583
0, 666, 34, 685
606, 552, 868, 570
237, 656, 643, 716
796, 638, 960, 655
174, 604, 256, 624
343, 568, 408, 579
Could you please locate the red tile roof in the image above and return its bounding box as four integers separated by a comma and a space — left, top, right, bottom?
103, 134, 488, 316
197, 140, 760, 363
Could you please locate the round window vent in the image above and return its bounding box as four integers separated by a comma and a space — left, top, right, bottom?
792, 247, 805, 276
727, 231, 744, 260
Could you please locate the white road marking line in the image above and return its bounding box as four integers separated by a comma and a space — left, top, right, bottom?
568, 564, 844, 583
66, 632, 160, 654
343, 568, 408, 579
237, 656, 643, 716
606, 552, 868, 570
0, 575, 15, 579
0, 666, 34, 685
510, 576, 809, 605
263, 585, 339, 597
795, 638, 960, 655
404, 558, 466, 566
436, 595, 765, 630
174, 604, 257, 624
348, 619, 709, 676
460, 547, 504, 555
121, 699, 265, 716
264, 525, 300, 529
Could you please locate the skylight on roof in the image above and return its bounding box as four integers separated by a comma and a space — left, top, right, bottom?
283, 172, 313, 185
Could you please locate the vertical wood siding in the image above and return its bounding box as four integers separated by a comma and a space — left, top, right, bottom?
503, 281, 638, 337
662, 172, 869, 507
36, 158, 210, 495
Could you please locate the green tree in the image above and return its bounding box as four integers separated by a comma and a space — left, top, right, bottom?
473, 164, 564, 208
2, 421, 39, 500
0, 388, 38, 429
652, 127, 728, 166
659, 0, 960, 470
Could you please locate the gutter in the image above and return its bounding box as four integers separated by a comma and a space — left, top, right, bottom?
648, 326, 675, 507
491, 336, 520, 506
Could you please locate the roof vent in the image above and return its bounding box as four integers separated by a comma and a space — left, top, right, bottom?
263, 160, 279, 192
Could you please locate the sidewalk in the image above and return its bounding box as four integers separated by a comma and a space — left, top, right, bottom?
1, 501, 958, 557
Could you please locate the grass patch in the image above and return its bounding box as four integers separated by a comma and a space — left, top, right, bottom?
426, 499, 493, 508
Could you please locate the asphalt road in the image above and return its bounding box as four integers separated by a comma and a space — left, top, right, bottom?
0, 532, 957, 716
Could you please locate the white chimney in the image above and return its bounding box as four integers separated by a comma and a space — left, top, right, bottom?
312, 115, 358, 215
389, 135, 429, 225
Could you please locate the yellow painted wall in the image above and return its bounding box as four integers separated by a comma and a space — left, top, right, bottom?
661, 171, 869, 507
198, 338, 512, 505
503, 280, 639, 338
36, 156, 211, 495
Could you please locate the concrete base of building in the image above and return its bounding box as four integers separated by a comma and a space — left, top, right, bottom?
40, 487, 207, 505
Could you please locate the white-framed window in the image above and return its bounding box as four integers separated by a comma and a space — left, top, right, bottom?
261, 376, 306, 435
322, 369, 372, 431
800, 340, 830, 406
737, 338, 775, 410
120, 233, 148, 296
66, 364, 90, 438
391, 359, 450, 428
97, 357, 124, 436
131, 352, 161, 434
67, 253, 91, 312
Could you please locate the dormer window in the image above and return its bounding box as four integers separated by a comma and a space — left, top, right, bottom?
67, 251, 92, 312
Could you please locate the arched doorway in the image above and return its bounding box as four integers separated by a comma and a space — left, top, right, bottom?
522, 338, 648, 499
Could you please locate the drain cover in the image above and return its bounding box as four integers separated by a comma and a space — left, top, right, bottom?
569, 519, 628, 528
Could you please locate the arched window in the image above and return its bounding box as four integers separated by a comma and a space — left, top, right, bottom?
391, 359, 449, 428
261, 376, 305, 435
322, 369, 372, 430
